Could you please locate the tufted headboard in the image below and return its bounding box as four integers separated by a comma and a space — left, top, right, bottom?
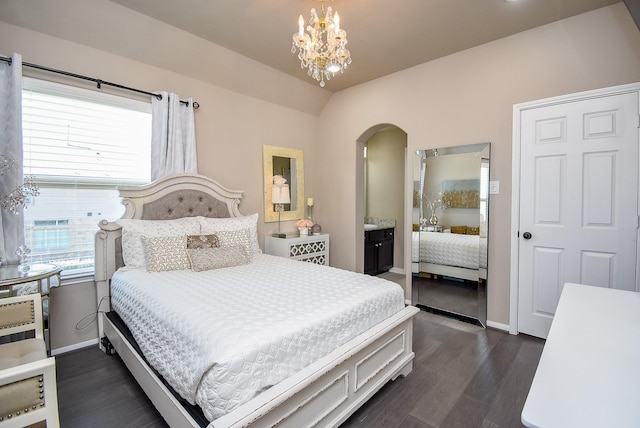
94, 174, 245, 328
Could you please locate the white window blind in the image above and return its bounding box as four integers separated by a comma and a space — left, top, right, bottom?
22, 77, 152, 274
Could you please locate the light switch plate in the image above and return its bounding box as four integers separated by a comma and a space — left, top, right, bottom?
489, 181, 500, 195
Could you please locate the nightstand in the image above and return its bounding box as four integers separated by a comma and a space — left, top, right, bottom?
264, 234, 329, 265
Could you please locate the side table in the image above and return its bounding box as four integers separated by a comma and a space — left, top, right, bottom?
264, 233, 330, 265
0, 263, 62, 354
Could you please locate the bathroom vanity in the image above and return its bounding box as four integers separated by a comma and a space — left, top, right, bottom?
364, 226, 394, 275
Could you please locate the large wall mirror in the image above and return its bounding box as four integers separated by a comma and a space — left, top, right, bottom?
412, 143, 490, 326
263, 145, 305, 222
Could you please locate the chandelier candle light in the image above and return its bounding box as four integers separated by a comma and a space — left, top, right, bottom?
292, 0, 351, 87
307, 197, 322, 235
307, 197, 314, 221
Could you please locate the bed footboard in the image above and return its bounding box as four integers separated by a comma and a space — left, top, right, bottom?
103, 305, 420, 428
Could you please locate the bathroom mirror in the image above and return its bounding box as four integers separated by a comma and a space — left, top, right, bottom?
263, 145, 305, 222
412, 143, 490, 326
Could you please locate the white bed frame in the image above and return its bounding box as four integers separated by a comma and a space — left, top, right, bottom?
95, 173, 419, 428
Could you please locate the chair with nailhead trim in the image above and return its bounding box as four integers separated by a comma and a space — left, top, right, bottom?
0, 293, 59, 427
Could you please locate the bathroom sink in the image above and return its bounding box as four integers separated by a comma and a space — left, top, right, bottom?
364, 223, 379, 231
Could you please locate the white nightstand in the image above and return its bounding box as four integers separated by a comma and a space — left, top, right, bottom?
264, 234, 329, 265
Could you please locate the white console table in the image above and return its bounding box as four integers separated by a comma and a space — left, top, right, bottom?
522, 282, 640, 428
264, 234, 329, 265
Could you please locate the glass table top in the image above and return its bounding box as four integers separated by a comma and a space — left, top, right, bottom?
0, 263, 62, 285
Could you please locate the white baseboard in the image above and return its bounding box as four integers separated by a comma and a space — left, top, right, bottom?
51, 338, 99, 356
390, 267, 405, 275
486, 320, 510, 332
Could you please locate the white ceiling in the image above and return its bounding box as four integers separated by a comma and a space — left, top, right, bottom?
107, 0, 622, 91
0, 0, 623, 93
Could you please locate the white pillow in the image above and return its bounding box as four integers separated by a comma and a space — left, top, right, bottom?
198, 213, 261, 255
116, 218, 201, 267
215, 229, 254, 257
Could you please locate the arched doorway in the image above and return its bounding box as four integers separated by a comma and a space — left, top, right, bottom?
355, 124, 410, 301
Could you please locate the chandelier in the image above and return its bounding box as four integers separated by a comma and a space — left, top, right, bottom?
291, 0, 351, 87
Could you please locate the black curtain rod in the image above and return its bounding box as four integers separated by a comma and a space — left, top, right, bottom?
1, 56, 199, 109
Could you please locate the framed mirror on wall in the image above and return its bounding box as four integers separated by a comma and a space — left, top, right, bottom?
412, 143, 490, 326
263, 145, 305, 222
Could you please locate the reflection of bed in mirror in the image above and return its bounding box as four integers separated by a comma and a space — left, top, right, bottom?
411, 231, 487, 281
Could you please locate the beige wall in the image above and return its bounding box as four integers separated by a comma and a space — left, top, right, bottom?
313, 4, 640, 325
48, 280, 98, 352
366, 128, 406, 270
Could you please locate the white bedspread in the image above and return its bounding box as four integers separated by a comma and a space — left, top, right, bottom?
411, 231, 487, 270
110, 253, 404, 423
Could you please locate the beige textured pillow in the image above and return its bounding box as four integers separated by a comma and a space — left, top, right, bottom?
141, 235, 190, 272
215, 229, 253, 257
198, 213, 261, 254
187, 246, 250, 272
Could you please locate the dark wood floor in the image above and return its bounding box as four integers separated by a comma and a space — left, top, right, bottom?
55, 310, 544, 428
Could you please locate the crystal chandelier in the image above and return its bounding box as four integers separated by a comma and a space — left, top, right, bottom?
291, 0, 351, 87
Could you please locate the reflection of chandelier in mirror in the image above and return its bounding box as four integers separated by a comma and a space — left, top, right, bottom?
291, 0, 351, 88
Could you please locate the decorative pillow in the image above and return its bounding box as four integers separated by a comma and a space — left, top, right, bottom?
451, 225, 467, 234
215, 229, 253, 257
198, 213, 261, 254
116, 218, 201, 267
187, 246, 250, 272
467, 226, 480, 236
187, 234, 219, 249
141, 235, 190, 272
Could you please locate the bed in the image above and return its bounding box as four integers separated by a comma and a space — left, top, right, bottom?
411, 231, 487, 282
95, 173, 419, 428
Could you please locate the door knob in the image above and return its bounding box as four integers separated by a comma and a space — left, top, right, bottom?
522, 232, 532, 240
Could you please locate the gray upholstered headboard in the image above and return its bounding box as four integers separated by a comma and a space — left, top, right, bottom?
95, 173, 244, 294
139, 189, 233, 220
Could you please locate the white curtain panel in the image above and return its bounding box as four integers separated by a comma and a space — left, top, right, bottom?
0, 53, 23, 264
151, 91, 197, 181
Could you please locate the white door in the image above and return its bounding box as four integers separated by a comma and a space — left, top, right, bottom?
517, 91, 639, 339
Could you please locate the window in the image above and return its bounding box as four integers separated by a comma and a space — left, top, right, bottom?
33, 220, 70, 252
480, 158, 490, 230
22, 78, 152, 275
